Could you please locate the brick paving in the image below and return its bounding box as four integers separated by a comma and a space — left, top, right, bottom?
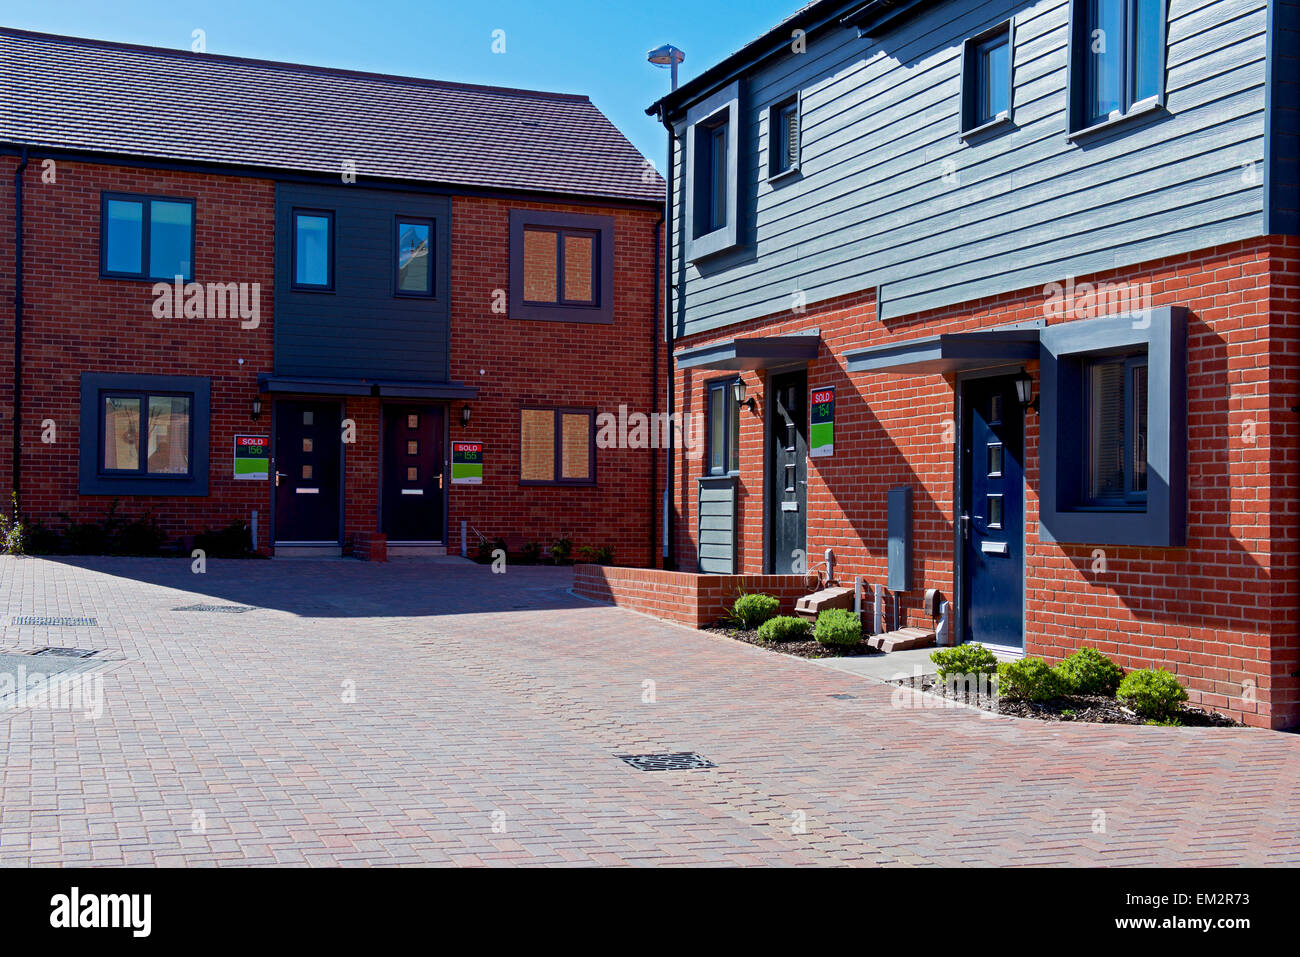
0, 555, 1297, 867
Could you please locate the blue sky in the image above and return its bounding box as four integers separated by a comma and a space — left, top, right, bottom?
5, 0, 800, 170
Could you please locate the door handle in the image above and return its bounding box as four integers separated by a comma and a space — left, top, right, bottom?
275, 471, 287, 487
960, 513, 970, 540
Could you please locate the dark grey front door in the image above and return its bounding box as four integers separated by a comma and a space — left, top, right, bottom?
273, 400, 342, 544
382, 405, 445, 542
769, 369, 808, 574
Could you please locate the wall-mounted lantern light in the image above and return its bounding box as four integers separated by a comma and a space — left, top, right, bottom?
1014, 369, 1038, 413
733, 379, 756, 412
461, 405, 472, 428
251, 397, 263, 421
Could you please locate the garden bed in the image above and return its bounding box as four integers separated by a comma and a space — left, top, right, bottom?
888, 672, 1242, 727
702, 624, 881, 660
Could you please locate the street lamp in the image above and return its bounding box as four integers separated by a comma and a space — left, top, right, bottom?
647, 43, 686, 91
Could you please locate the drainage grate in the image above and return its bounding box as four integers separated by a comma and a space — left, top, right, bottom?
829, 693, 858, 700
11, 616, 97, 627
32, 647, 99, 659
171, 604, 255, 614
617, 752, 716, 772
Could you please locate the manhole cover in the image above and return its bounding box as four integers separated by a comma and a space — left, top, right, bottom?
31, 647, 99, 659
10, 617, 97, 626
172, 604, 255, 613
617, 752, 716, 772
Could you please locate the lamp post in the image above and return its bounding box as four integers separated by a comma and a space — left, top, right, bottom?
647, 43, 686, 91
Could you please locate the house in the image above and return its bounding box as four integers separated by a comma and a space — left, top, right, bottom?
0, 28, 664, 563
635, 0, 1299, 728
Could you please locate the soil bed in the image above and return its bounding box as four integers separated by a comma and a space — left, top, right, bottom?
702, 624, 881, 660
890, 672, 1242, 727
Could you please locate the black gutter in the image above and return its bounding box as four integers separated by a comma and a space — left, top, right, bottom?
657, 110, 677, 570
651, 211, 663, 568
11, 145, 26, 517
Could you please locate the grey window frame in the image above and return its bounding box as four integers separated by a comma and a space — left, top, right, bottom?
1039, 306, 1185, 546
79, 373, 211, 497
685, 80, 742, 262
1067, 0, 1168, 137
508, 210, 614, 324
518, 406, 597, 487
705, 377, 741, 477
99, 191, 196, 282
393, 215, 435, 298
960, 20, 1015, 137
291, 208, 335, 292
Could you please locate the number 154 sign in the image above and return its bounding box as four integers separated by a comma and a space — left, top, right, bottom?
810, 387, 834, 458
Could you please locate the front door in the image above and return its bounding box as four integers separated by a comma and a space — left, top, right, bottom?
273, 400, 342, 544
960, 375, 1024, 648
769, 370, 808, 574
381, 405, 445, 542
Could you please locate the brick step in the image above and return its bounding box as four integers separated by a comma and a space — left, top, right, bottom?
793, 586, 856, 621
867, 627, 936, 653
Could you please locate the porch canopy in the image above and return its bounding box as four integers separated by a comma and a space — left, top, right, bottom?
257, 374, 479, 400
844, 325, 1042, 375
674, 335, 820, 371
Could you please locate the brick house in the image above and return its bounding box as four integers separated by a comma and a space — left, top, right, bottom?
0, 28, 664, 564
641, 0, 1300, 728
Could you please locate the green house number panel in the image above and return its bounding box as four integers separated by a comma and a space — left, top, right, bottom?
810, 387, 834, 458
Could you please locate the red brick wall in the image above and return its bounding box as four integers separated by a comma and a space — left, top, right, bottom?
0, 158, 275, 541
671, 238, 1298, 728
447, 196, 663, 568
574, 564, 812, 628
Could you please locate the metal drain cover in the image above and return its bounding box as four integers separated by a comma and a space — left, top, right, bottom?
617, 752, 716, 772
32, 647, 99, 659
829, 693, 858, 700
11, 616, 97, 626
172, 604, 255, 613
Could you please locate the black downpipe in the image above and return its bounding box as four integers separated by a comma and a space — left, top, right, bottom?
650, 211, 663, 567
658, 110, 677, 569
11, 146, 26, 518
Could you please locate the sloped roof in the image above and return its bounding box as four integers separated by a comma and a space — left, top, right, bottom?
0, 27, 663, 204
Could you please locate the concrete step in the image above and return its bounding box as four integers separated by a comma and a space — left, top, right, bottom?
794, 586, 856, 621
867, 627, 936, 653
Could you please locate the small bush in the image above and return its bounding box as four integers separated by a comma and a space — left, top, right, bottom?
756, 616, 811, 644
20, 519, 60, 555
814, 608, 862, 647
997, 657, 1066, 702
930, 643, 998, 682
1145, 716, 1183, 727
1054, 647, 1124, 696
1117, 668, 1188, 719
114, 515, 167, 556
578, 545, 615, 566
517, 542, 542, 565
730, 593, 780, 630
549, 537, 573, 564
194, 521, 255, 559
475, 537, 506, 564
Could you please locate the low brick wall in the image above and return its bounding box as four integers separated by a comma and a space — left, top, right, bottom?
573, 565, 814, 628
353, 532, 387, 563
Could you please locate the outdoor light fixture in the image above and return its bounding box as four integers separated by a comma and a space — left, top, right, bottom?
1014, 370, 1038, 412
647, 43, 686, 91
461, 405, 471, 428
251, 397, 262, 421
734, 379, 757, 412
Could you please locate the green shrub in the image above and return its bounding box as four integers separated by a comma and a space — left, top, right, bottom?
756, 615, 812, 643
517, 542, 542, 565
730, 593, 780, 630
1145, 716, 1183, 727
1054, 647, 1124, 696
997, 657, 1066, 702
578, 545, 615, 566
930, 643, 998, 682
475, 536, 506, 564
20, 519, 60, 555
549, 537, 573, 564
194, 521, 255, 559
114, 515, 167, 556
1117, 668, 1188, 719
0, 493, 25, 555
814, 608, 862, 647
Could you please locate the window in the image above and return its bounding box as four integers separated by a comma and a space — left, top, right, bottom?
79, 373, 211, 496
508, 211, 614, 323
1071, 0, 1165, 132
769, 96, 800, 178
519, 407, 595, 485
1085, 354, 1148, 505
961, 22, 1013, 134
293, 210, 333, 289
685, 80, 741, 262
101, 193, 195, 281
395, 218, 434, 296
706, 379, 741, 476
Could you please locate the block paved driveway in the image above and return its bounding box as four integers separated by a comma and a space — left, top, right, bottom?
1, 555, 1298, 867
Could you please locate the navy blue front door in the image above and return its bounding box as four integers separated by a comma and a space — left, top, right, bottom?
961, 376, 1024, 648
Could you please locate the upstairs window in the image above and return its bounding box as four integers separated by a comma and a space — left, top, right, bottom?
395, 217, 434, 296
698, 113, 730, 234
685, 80, 742, 261
293, 210, 334, 290
1086, 353, 1148, 506
769, 96, 800, 178
1072, 0, 1166, 131
962, 22, 1013, 133
508, 210, 614, 323
101, 193, 195, 281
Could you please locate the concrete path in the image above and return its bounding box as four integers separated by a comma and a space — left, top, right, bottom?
0, 556, 1297, 866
